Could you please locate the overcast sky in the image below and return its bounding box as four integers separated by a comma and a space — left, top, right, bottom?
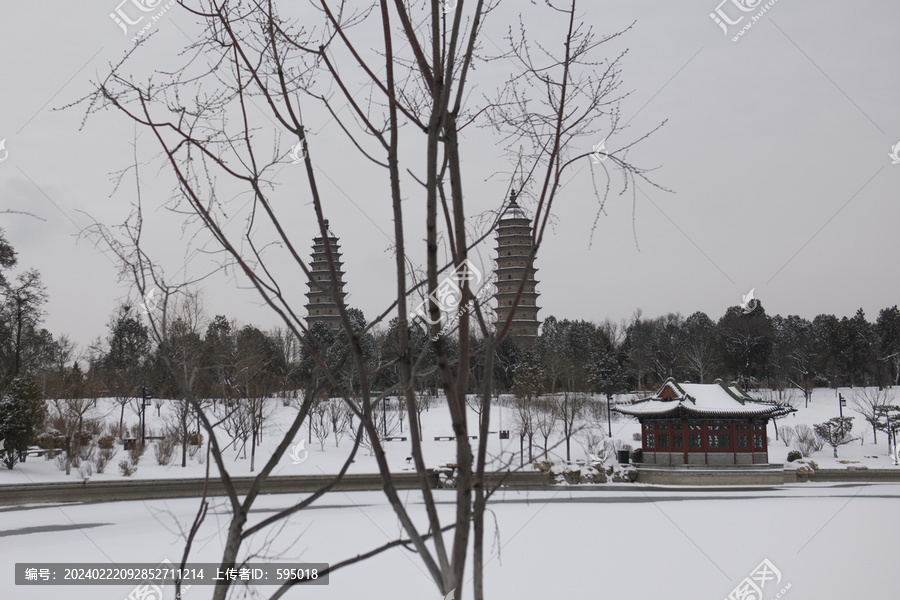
0, 1, 898, 352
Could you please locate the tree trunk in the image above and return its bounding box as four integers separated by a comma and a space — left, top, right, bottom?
250, 427, 256, 472
181, 413, 188, 467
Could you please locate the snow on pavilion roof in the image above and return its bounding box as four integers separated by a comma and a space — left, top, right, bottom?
614, 378, 793, 419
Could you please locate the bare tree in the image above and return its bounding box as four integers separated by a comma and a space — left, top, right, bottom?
535, 399, 557, 459
852, 387, 894, 444
310, 398, 331, 451
80, 1, 659, 597
326, 397, 351, 447
49, 397, 96, 476
555, 391, 586, 462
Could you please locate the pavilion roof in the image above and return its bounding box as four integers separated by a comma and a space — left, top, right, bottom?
613, 378, 795, 419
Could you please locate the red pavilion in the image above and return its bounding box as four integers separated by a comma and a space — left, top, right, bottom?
614, 378, 794, 466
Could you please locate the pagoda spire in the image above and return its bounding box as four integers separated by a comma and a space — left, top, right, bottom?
493, 191, 540, 346
305, 221, 347, 330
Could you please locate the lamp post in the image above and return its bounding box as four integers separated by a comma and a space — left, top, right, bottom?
141, 387, 152, 445
606, 392, 613, 437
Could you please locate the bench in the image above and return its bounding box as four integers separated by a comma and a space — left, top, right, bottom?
384, 436, 408, 442
26, 448, 60, 458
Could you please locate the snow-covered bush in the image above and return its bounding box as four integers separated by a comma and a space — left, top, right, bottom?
77, 462, 93, 481
795, 424, 825, 457
96, 447, 116, 473
154, 432, 177, 465
814, 417, 856, 458
630, 448, 643, 463
118, 460, 136, 477
127, 440, 145, 466
786, 450, 802, 462
781, 425, 795, 447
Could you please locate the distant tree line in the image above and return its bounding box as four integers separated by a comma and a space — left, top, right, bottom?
2, 224, 898, 468
491, 305, 899, 402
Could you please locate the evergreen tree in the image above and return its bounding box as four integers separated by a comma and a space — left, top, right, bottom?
0, 375, 45, 469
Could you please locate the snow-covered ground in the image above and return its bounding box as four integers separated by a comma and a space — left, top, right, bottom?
3, 387, 897, 599
1, 484, 896, 599
3, 387, 897, 485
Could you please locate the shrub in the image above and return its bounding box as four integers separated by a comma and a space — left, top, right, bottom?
795, 424, 825, 457
630, 448, 643, 463
73, 430, 93, 448
127, 441, 145, 467
187, 431, 204, 446
786, 450, 802, 462
154, 433, 177, 466
77, 462, 93, 480
97, 435, 116, 450
96, 447, 117, 473
77, 441, 96, 464
632, 432, 641, 441
36, 432, 56, 450
780, 425, 795, 447
119, 460, 137, 477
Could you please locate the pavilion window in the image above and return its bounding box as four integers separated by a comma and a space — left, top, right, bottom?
753, 434, 764, 449
689, 434, 701, 449
658, 434, 669, 449
645, 434, 655, 449
673, 434, 683, 449
736, 434, 749, 449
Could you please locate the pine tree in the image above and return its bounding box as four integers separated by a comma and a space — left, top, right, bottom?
0, 375, 44, 468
